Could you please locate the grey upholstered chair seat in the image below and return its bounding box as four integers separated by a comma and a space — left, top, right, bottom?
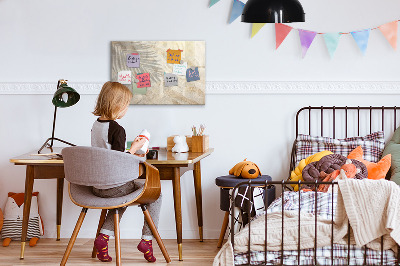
69, 180, 145, 208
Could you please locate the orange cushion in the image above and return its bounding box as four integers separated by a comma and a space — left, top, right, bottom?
347, 146, 391, 180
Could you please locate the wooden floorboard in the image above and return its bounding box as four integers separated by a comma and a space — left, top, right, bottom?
0, 239, 222, 265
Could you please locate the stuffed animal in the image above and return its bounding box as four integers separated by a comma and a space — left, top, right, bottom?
1, 192, 44, 247
229, 159, 261, 179
172, 135, 189, 153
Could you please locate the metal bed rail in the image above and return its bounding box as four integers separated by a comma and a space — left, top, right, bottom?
230, 180, 400, 266
289, 106, 400, 183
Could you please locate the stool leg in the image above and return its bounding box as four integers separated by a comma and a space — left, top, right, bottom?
114, 209, 121, 266
92, 209, 107, 258
217, 211, 230, 248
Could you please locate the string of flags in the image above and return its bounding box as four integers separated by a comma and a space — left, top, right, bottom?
210, 0, 399, 58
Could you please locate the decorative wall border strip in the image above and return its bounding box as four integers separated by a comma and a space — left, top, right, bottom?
0, 81, 399, 95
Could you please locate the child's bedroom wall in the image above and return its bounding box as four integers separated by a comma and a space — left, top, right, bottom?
1, 0, 400, 239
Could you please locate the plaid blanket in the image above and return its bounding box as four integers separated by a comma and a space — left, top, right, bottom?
234, 191, 397, 265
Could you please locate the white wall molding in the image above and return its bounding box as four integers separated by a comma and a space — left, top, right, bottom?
1, 81, 400, 95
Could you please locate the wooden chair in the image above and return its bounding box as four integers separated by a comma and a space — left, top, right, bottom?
60, 146, 171, 265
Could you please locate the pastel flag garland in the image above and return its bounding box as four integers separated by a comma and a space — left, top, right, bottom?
251, 23, 266, 38
298, 29, 317, 58
378, 21, 398, 50
209, 0, 220, 7
323, 33, 341, 58
229, 0, 245, 24
275, 23, 293, 49
351, 29, 370, 55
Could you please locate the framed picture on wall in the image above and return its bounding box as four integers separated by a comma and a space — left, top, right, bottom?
111, 41, 206, 105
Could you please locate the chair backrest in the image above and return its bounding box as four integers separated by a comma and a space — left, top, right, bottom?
62, 146, 145, 187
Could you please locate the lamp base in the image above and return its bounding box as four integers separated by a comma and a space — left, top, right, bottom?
38, 137, 76, 154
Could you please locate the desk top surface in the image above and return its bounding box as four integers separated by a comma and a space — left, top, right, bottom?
10, 147, 214, 166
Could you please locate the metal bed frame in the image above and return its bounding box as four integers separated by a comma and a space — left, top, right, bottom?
230, 106, 400, 266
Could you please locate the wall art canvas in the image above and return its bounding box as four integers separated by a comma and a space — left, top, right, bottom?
111, 41, 205, 105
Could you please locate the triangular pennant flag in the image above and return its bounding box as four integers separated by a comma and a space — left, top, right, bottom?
229, 0, 245, 24
209, 0, 220, 7
323, 33, 341, 58
251, 23, 266, 38
351, 29, 370, 55
275, 23, 293, 49
378, 21, 398, 50
298, 29, 317, 58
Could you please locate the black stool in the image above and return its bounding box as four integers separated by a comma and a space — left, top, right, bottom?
215, 175, 275, 248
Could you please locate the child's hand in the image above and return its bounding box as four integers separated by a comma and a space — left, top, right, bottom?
134, 148, 149, 157
129, 137, 147, 155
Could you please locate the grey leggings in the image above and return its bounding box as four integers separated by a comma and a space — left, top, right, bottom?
92, 180, 162, 240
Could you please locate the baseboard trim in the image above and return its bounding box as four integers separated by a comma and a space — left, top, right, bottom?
1, 81, 399, 95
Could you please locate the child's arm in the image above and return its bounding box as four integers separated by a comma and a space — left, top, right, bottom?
128, 137, 147, 155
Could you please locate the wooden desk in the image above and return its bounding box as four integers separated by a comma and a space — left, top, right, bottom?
10, 147, 213, 261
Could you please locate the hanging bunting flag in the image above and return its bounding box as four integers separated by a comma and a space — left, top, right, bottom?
275, 23, 293, 49
229, 0, 245, 24
323, 33, 341, 58
351, 29, 370, 55
251, 23, 266, 38
378, 21, 398, 50
298, 29, 317, 58
209, 0, 220, 7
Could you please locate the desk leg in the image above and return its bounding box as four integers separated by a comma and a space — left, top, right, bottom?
172, 167, 183, 261
56, 178, 64, 241
20, 165, 34, 259
193, 161, 203, 242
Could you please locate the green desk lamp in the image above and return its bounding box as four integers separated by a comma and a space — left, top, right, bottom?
38, 79, 80, 154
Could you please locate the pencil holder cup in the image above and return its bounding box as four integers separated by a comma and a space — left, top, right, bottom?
191, 135, 209, 153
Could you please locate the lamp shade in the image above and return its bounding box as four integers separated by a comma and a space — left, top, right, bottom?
52, 84, 80, 108
241, 0, 305, 23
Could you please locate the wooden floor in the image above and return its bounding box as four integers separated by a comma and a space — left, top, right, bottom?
0, 239, 221, 265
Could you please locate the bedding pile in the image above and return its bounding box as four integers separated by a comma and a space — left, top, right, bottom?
213, 179, 400, 266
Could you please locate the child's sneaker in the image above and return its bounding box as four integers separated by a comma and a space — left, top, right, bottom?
94, 233, 112, 262
137, 239, 156, 262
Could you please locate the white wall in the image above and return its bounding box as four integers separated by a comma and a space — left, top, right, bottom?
1, 0, 400, 240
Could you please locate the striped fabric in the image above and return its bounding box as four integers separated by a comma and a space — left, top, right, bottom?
1, 217, 41, 240
294, 131, 385, 167
234, 191, 397, 265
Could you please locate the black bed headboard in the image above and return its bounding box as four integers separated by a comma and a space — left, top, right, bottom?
289, 106, 400, 180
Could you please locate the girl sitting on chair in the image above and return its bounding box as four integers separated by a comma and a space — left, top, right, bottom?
91, 81, 162, 263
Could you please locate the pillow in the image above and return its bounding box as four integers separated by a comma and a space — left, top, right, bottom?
348, 146, 391, 180
289, 150, 333, 191
382, 126, 400, 184
295, 131, 385, 166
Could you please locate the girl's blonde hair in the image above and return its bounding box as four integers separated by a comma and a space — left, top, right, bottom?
93, 81, 133, 120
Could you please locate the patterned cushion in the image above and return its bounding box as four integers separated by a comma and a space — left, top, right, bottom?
295, 131, 385, 166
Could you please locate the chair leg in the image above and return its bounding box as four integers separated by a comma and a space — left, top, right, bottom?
60, 208, 88, 266
91, 209, 108, 258
141, 205, 171, 263
114, 209, 121, 266
217, 211, 230, 248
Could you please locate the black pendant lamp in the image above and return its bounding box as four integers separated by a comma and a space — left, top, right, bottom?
242, 0, 305, 23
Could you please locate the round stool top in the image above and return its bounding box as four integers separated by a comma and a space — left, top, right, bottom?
215, 175, 272, 188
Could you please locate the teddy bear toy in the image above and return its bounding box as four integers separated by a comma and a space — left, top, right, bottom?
172, 135, 189, 153
1, 192, 44, 247
229, 159, 261, 179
